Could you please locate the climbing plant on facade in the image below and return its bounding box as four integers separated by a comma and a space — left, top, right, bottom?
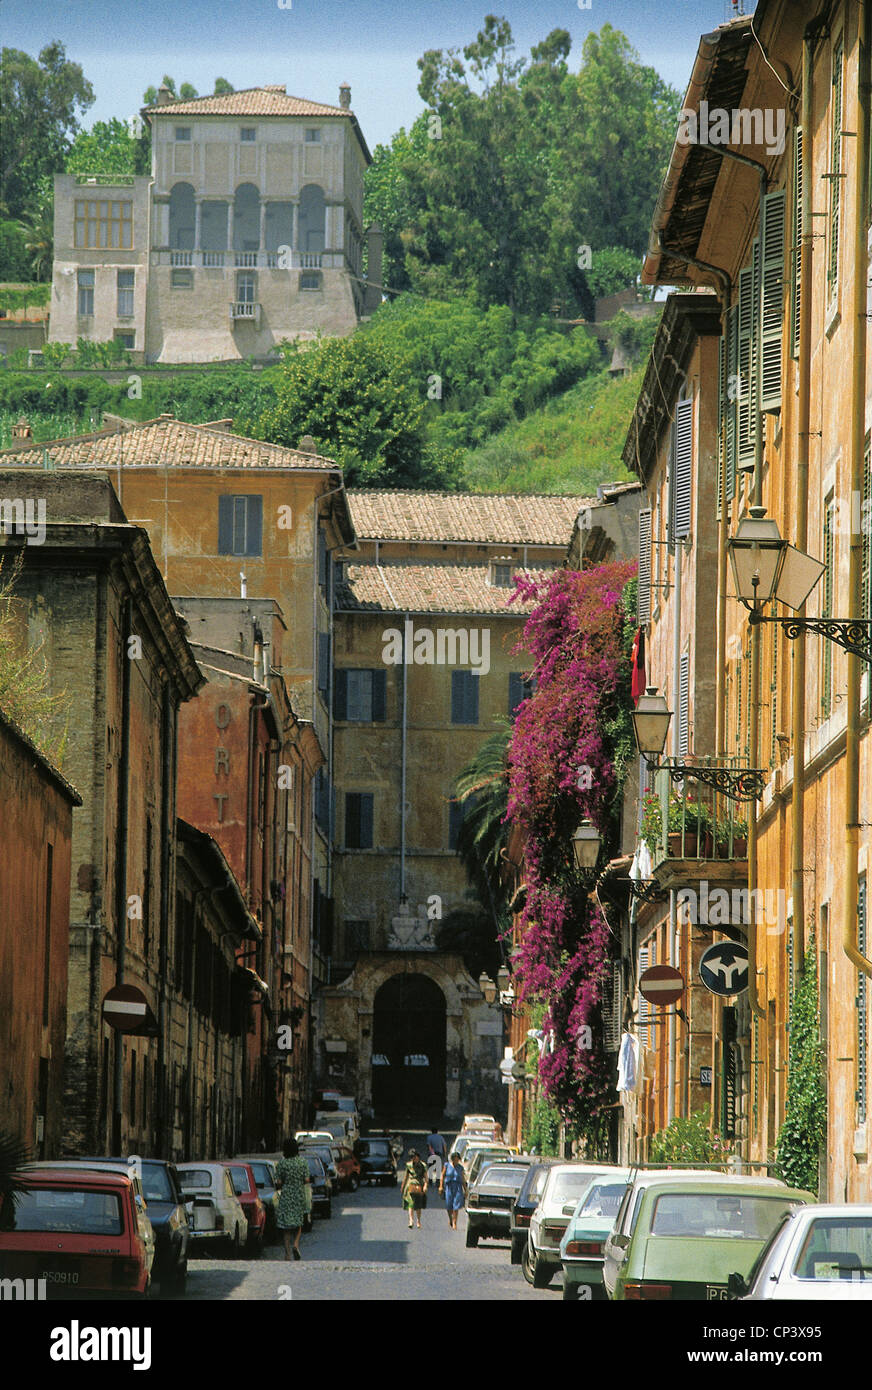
775, 925, 826, 1195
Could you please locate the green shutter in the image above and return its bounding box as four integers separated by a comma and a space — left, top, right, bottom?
725, 305, 738, 501
717, 335, 725, 520
737, 263, 756, 470
791, 126, 803, 359
829, 37, 844, 297
371, 669, 387, 722
637, 507, 652, 623
760, 193, 785, 412
672, 398, 693, 541
333, 669, 348, 720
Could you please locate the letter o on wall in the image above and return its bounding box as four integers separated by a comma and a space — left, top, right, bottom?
216, 703, 232, 729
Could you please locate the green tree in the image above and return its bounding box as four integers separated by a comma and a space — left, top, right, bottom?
584, 245, 642, 301
65, 117, 150, 179
213, 77, 235, 96
143, 75, 231, 105
453, 719, 512, 925
0, 554, 68, 765
0, 220, 31, 280
0, 43, 94, 219
363, 113, 430, 293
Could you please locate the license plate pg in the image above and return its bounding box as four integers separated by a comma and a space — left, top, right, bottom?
706, 1284, 728, 1299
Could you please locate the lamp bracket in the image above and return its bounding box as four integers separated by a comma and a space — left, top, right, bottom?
615, 877, 669, 904
748, 612, 872, 662
643, 757, 766, 801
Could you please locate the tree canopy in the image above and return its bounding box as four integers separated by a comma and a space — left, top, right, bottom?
0, 43, 94, 219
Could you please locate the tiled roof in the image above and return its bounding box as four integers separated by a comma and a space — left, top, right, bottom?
335, 562, 554, 616
347, 490, 594, 546
144, 86, 351, 118
0, 416, 339, 473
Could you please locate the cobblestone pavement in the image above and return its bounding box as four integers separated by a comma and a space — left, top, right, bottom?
177, 1136, 559, 1302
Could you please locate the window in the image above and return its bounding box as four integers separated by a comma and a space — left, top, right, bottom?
77, 269, 94, 317
828, 36, 844, 300
175, 127, 191, 142
344, 920, 370, 955
492, 563, 513, 587
171, 268, 193, 289
114, 330, 135, 350
317, 631, 330, 695
117, 269, 134, 317
451, 670, 479, 725
236, 271, 256, 305
791, 126, 803, 359
345, 793, 374, 850
637, 507, 652, 623
240, 127, 256, 142
760, 191, 785, 411
299, 271, 322, 291
822, 495, 836, 718
334, 669, 387, 722
508, 672, 533, 718
678, 651, 690, 757
671, 397, 693, 540
217, 494, 263, 556
74, 199, 133, 249
305, 128, 322, 142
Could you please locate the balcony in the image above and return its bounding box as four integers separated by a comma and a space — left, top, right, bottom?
643, 761, 749, 875
152, 249, 339, 270
230, 301, 261, 325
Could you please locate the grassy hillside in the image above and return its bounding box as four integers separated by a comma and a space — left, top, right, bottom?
460, 365, 641, 496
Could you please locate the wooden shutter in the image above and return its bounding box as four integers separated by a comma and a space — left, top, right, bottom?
333, 668, 348, 720
760, 192, 785, 412
791, 126, 803, 359
318, 631, 330, 693
218, 495, 233, 553
452, 671, 479, 724
359, 793, 373, 849
859, 877, 868, 1125
678, 651, 690, 757
603, 961, 623, 1053
244, 494, 263, 555
672, 398, 693, 541
737, 263, 756, 471
637, 945, 650, 1047
717, 335, 725, 520
371, 669, 387, 722
509, 672, 525, 718
637, 507, 652, 624
725, 304, 738, 501
829, 37, 844, 296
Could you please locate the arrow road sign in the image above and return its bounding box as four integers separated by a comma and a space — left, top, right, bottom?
639, 964, 685, 1007
699, 942, 749, 996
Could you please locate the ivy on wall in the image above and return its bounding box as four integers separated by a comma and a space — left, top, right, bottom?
775, 926, 826, 1195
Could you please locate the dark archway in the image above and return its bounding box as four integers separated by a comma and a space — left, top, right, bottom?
371, 973, 446, 1124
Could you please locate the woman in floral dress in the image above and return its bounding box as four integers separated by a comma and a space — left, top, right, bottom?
275, 1139, 310, 1260
401, 1148, 428, 1230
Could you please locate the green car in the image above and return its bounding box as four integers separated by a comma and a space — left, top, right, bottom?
603, 1173, 815, 1301
560, 1170, 631, 1301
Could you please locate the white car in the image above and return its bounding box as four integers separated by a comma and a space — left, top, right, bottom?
314, 1113, 354, 1144
319, 1094, 361, 1141
732, 1204, 872, 1299
526, 1163, 620, 1288
176, 1162, 247, 1256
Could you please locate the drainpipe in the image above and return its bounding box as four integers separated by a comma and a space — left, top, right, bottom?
113, 594, 133, 1155
156, 682, 175, 1157
845, 0, 872, 979
400, 612, 409, 900
668, 539, 682, 1125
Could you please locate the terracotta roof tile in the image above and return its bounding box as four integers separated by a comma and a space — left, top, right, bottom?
144, 86, 351, 118
347, 490, 594, 546
0, 417, 339, 473
335, 561, 553, 616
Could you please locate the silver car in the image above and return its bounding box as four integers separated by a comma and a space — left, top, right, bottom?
731, 1204, 872, 1300
176, 1162, 248, 1256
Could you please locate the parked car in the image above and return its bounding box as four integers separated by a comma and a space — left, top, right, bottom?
295, 1142, 339, 1197
603, 1171, 815, 1301
460, 1113, 501, 1137
559, 1170, 631, 1301
296, 1130, 338, 1146
331, 1144, 361, 1192
176, 1162, 248, 1257
0, 1166, 154, 1299
354, 1137, 398, 1185
221, 1161, 266, 1254
526, 1163, 620, 1288
465, 1147, 515, 1187
315, 1095, 361, 1142
314, 1114, 354, 1145
466, 1162, 534, 1247
510, 1160, 557, 1265
234, 1157, 280, 1240
77, 1156, 189, 1292
729, 1204, 872, 1300
303, 1151, 333, 1218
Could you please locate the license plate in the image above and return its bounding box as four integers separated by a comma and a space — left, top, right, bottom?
706, 1284, 728, 1299
42, 1270, 79, 1284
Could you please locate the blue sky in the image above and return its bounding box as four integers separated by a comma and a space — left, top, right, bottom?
5, 1, 753, 151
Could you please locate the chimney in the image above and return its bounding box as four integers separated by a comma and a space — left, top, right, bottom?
339, 83, 351, 110
297, 435, 317, 454
156, 84, 174, 106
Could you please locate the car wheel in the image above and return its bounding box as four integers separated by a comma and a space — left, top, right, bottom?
248, 1232, 263, 1259
349, 1174, 360, 1192
562, 1279, 579, 1301
521, 1238, 536, 1286
303, 1214, 313, 1233
323, 1200, 332, 1219
465, 1227, 479, 1248
167, 1259, 187, 1294
510, 1236, 524, 1266
532, 1255, 553, 1289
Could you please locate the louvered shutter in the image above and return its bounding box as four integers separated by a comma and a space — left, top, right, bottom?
737, 264, 756, 471
760, 191, 785, 412
672, 398, 693, 541
637, 507, 652, 624
717, 335, 725, 520
725, 304, 738, 501
791, 126, 803, 359
637, 945, 650, 1047
829, 38, 844, 296
317, 631, 330, 693
603, 961, 623, 1053
218, 495, 233, 553
678, 651, 690, 757
508, 672, 524, 718
858, 878, 868, 1124
333, 668, 348, 720
371, 669, 387, 722
244, 494, 263, 556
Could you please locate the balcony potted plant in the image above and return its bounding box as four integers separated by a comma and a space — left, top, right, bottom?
666, 795, 713, 857
640, 792, 662, 854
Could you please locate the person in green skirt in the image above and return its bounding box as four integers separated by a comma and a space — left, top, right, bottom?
401, 1148, 428, 1230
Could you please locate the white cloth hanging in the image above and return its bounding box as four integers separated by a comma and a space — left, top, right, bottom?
617, 1031, 639, 1092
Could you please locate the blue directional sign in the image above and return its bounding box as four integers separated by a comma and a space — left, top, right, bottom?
699, 942, 749, 996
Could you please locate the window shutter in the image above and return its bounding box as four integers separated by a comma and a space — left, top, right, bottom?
317, 528, 328, 587
637, 507, 652, 624
603, 961, 623, 1053
448, 798, 466, 850
359, 793, 373, 849
509, 672, 524, 718
717, 336, 725, 520
218, 496, 233, 553
452, 671, 478, 724
333, 669, 348, 720
318, 631, 330, 694
672, 398, 693, 541
244, 494, 263, 556
371, 669, 387, 722
737, 263, 756, 471
637, 945, 650, 1047
859, 877, 868, 1124
345, 792, 359, 847
829, 38, 844, 297
678, 651, 690, 757
725, 305, 738, 501
760, 191, 785, 412
467, 673, 479, 724
791, 126, 803, 359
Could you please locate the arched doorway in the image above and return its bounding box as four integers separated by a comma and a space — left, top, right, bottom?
371, 973, 446, 1123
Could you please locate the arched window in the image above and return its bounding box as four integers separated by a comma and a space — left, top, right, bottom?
298, 184, 325, 255
168, 183, 195, 250
264, 201, 293, 254
200, 201, 229, 253
233, 183, 260, 253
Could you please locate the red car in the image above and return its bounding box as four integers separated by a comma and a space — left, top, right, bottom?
220, 1162, 266, 1254
0, 1167, 153, 1298
331, 1144, 361, 1192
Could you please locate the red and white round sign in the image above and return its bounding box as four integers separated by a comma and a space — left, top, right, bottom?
638, 964, 684, 1007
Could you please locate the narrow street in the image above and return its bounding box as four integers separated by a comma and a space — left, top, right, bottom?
179, 1137, 553, 1302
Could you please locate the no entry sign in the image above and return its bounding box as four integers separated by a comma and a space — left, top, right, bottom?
102, 984, 157, 1034
638, 964, 685, 1007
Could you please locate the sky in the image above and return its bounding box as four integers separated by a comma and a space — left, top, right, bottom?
4, 0, 756, 152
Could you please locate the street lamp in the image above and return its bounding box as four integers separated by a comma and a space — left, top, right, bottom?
572, 819, 602, 873
631, 686, 765, 801
496, 966, 511, 995
728, 507, 872, 660
478, 972, 497, 1004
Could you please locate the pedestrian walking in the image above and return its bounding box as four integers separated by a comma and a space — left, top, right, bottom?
401, 1148, 428, 1229
439, 1152, 466, 1230
275, 1138, 310, 1261
425, 1123, 447, 1163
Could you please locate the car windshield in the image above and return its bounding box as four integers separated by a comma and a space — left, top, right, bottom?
793, 1217, 872, 1280
650, 1193, 796, 1239
477, 1167, 526, 1190
305, 1156, 325, 1177
551, 1172, 601, 1206
178, 1169, 213, 1189
1, 1188, 123, 1235
226, 1167, 253, 1195
138, 1166, 174, 1202
247, 1163, 272, 1187
578, 1181, 628, 1219
358, 1141, 390, 1157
